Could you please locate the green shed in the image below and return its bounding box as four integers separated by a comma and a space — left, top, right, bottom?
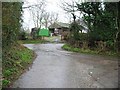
39, 28, 50, 37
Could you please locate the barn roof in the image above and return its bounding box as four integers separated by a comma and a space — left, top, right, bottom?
49, 22, 70, 28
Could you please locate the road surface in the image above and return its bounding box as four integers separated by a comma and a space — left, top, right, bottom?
12, 43, 118, 88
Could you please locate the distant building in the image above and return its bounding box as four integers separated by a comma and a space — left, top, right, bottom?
48, 22, 70, 36
76, 19, 88, 33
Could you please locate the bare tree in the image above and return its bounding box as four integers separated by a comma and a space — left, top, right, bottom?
60, 0, 78, 21
60, 0, 86, 22
42, 12, 59, 28
49, 12, 59, 24
23, 0, 59, 29
28, 0, 46, 28
42, 12, 50, 28
64, 13, 72, 23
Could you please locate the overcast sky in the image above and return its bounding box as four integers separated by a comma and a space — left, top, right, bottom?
22, 0, 119, 30
22, 0, 79, 30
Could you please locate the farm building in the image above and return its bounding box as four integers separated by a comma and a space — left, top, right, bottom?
48, 22, 70, 36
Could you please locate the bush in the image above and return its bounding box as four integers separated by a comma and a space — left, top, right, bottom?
106, 40, 114, 50
2, 80, 10, 87
70, 22, 81, 40
18, 31, 28, 40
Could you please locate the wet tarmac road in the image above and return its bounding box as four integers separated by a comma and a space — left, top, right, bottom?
12, 43, 118, 88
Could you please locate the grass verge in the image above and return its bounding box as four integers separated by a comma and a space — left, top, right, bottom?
62, 44, 120, 57
19, 39, 47, 44
2, 44, 36, 88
